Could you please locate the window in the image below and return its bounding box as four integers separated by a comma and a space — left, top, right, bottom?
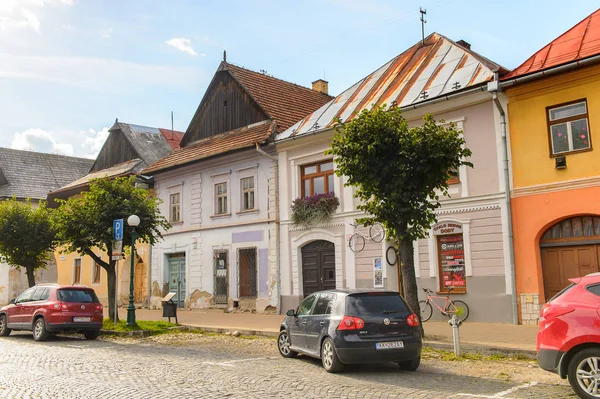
31, 288, 49, 302
437, 233, 467, 293
587, 284, 600, 297
313, 293, 336, 315
215, 182, 228, 215
241, 177, 255, 211
447, 167, 460, 184
346, 293, 409, 316
169, 192, 181, 223
73, 259, 81, 284
92, 261, 101, 284
238, 248, 257, 297
15, 287, 35, 303
57, 289, 99, 303
547, 100, 591, 155
301, 160, 334, 197
297, 294, 316, 316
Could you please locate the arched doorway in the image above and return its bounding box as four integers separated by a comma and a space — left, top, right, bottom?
540, 215, 600, 299
301, 240, 335, 297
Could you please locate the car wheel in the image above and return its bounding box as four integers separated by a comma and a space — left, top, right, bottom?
568, 348, 600, 399
0, 315, 11, 337
84, 331, 100, 340
277, 330, 298, 358
33, 318, 49, 342
397, 357, 421, 371
321, 337, 344, 373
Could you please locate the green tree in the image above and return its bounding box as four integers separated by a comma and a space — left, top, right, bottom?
52, 176, 170, 321
327, 105, 472, 324
0, 199, 56, 288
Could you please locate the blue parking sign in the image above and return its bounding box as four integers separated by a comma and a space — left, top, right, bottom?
113, 219, 124, 241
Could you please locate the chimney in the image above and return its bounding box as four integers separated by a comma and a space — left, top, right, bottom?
312, 79, 329, 95
456, 40, 471, 50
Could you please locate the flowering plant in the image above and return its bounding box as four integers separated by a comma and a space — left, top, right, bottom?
291, 192, 340, 226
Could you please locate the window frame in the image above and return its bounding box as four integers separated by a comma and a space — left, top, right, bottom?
296, 294, 317, 316
215, 182, 228, 215
73, 258, 82, 285
169, 192, 181, 223
15, 287, 36, 304
92, 260, 101, 285
238, 247, 257, 298
300, 160, 335, 197
436, 233, 467, 294
240, 176, 255, 211
546, 99, 592, 157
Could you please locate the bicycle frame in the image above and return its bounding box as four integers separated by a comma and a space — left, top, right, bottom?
424, 292, 459, 315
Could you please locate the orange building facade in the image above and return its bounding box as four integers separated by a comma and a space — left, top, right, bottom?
504, 9, 600, 323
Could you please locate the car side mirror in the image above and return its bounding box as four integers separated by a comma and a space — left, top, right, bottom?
286, 309, 296, 317
9, 298, 15, 305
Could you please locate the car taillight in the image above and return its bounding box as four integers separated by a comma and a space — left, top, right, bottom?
52, 303, 68, 311
337, 316, 365, 330
95, 304, 103, 313
540, 304, 575, 321
406, 313, 420, 327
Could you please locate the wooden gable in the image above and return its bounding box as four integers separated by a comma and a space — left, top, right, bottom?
90, 129, 139, 172
181, 68, 269, 146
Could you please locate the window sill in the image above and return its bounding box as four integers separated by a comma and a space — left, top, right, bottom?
437, 289, 466, 295
170, 221, 183, 226
447, 179, 461, 185
236, 209, 259, 216
550, 147, 592, 157
211, 213, 232, 220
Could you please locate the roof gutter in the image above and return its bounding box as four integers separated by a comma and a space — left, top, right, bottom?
275, 84, 489, 145
500, 54, 600, 88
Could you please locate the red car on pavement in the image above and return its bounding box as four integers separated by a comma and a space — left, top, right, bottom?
0, 284, 103, 341
537, 272, 600, 399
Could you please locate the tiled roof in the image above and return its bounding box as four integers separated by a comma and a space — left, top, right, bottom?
503, 8, 600, 79
143, 121, 276, 174
0, 148, 94, 200
224, 62, 333, 131
158, 129, 185, 150
55, 159, 144, 192
277, 33, 505, 141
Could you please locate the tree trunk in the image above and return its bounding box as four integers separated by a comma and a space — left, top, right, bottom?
25, 266, 36, 288
107, 264, 118, 322
398, 235, 424, 336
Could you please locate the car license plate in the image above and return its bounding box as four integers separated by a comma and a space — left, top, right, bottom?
376, 341, 404, 350
73, 317, 91, 323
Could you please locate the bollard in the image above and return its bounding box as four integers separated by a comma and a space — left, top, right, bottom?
448, 315, 463, 357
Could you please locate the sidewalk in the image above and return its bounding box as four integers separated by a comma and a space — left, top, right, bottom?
112, 308, 538, 354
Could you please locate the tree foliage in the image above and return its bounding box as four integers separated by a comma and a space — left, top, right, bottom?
0, 199, 55, 287
327, 105, 472, 324
52, 176, 170, 320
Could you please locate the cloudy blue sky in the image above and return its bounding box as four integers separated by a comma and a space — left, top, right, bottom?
1, 0, 598, 158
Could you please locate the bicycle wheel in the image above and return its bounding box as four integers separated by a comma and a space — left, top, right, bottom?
386, 246, 398, 266
419, 301, 433, 322
348, 234, 365, 252
445, 300, 469, 322
369, 223, 385, 243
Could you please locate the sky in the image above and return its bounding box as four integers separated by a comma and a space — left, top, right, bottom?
1, 0, 598, 159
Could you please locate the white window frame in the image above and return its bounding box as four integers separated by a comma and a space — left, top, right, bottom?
211, 171, 231, 218
169, 192, 181, 223
167, 184, 183, 224
240, 176, 255, 211
215, 182, 228, 215
236, 165, 259, 215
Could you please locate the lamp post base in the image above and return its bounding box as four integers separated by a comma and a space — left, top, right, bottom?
126, 305, 136, 326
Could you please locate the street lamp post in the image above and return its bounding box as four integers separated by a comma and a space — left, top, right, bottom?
126, 214, 140, 326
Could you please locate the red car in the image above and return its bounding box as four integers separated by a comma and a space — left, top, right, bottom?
0, 284, 103, 341
537, 272, 600, 399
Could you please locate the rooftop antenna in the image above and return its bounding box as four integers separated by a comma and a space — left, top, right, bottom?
223, 50, 227, 62
420, 7, 427, 46
171, 111, 174, 140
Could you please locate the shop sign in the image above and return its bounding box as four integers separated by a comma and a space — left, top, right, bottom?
439, 234, 466, 288
433, 222, 463, 236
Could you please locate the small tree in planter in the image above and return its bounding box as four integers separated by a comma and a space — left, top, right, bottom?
291, 193, 340, 227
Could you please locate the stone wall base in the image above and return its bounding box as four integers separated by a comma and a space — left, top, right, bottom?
520, 293, 541, 325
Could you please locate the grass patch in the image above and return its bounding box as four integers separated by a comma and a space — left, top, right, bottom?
422, 347, 533, 362
102, 319, 177, 333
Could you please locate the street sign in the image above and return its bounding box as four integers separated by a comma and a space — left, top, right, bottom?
113, 219, 124, 241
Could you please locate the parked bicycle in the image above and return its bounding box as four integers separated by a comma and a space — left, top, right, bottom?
419, 287, 469, 322
348, 222, 385, 252
386, 245, 398, 266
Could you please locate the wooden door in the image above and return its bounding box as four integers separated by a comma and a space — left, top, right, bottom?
301, 241, 335, 297
541, 245, 600, 300
134, 258, 146, 304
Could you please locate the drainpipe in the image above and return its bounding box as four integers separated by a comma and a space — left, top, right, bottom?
147, 244, 152, 309
255, 143, 281, 314
490, 77, 518, 325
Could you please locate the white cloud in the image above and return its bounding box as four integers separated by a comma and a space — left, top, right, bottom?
0, 0, 72, 32
10, 126, 109, 159
0, 53, 204, 93
11, 128, 74, 156
20, 9, 40, 32
166, 38, 200, 56
100, 27, 112, 39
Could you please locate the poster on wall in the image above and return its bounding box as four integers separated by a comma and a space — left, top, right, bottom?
438, 234, 466, 289
373, 257, 383, 288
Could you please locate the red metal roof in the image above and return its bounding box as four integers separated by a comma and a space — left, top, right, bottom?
503, 8, 600, 79
158, 128, 185, 150
143, 121, 276, 174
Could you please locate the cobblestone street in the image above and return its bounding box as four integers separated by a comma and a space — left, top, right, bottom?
0, 333, 576, 399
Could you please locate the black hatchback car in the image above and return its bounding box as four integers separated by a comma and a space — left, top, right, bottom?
277, 289, 422, 373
